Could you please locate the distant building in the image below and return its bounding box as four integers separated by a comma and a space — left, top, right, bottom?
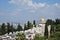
0, 32, 16, 40
0, 18, 51, 40
24, 18, 47, 40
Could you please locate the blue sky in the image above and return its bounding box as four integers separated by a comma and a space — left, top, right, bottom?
0, 0, 60, 24
33, 0, 60, 4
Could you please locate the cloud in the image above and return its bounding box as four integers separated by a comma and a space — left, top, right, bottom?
11, 9, 21, 16
54, 3, 60, 8
0, 0, 60, 24
9, 0, 47, 9
8, 0, 60, 19
9, 0, 48, 14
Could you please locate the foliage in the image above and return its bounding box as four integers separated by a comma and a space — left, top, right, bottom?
55, 24, 60, 31
17, 23, 23, 31
27, 21, 33, 29
49, 18, 60, 40
24, 24, 27, 30
24, 21, 33, 30
10, 24, 15, 33
34, 34, 45, 40
44, 19, 55, 38
16, 32, 27, 40
55, 19, 60, 25
49, 32, 60, 40
0, 23, 6, 35
33, 20, 36, 27
44, 24, 48, 38
7, 23, 11, 34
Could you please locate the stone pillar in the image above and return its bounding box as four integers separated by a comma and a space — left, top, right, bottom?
48, 25, 51, 38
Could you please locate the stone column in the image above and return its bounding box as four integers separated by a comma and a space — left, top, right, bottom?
48, 25, 51, 38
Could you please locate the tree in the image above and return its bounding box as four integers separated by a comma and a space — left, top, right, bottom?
44, 19, 55, 38
44, 24, 48, 39
49, 32, 60, 40
33, 20, 36, 27
1, 23, 6, 35
27, 21, 30, 29
0, 26, 2, 35
46, 19, 53, 25
48, 19, 60, 40
7, 23, 11, 34
55, 19, 60, 25
17, 23, 23, 31
24, 24, 27, 30
10, 24, 14, 33
55, 24, 60, 32
27, 21, 33, 29
24, 21, 33, 30
16, 32, 27, 40
34, 34, 45, 40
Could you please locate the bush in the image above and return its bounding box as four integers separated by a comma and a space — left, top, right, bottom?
34, 34, 45, 40
16, 32, 27, 40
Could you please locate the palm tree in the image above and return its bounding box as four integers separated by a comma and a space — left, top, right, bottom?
16, 32, 27, 40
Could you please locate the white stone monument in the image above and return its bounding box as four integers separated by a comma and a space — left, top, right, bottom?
48, 25, 51, 37
38, 18, 46, 36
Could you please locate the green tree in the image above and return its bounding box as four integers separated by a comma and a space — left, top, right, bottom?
0, 26, 2, 35
27, 21, 30, 29
24, 24, 27, 30
17, 23, 23, 31
49, 32, 60, 40
55, 19, 60, 25
55, 24, 60, 31
33, 20, 36, 27
49, 19, 60, 40
44, 19, 55, 38
27, 21, 33, 29
7, 23, 11, 34
34, 34, 45, 40
16, 32, 27, 40
10, 24, 14, 33
44, 24, 48, 39
46, 19, 53, 25
1, 23, 6, 35
24, 21, 33, 30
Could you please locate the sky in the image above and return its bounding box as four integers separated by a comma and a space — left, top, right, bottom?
0, 0, 60, 24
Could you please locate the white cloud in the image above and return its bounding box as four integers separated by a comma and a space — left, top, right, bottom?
54, 3, 60, 8
9, 0, 60, 19
9, 0, 47, 9
10, 8, 22, 16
